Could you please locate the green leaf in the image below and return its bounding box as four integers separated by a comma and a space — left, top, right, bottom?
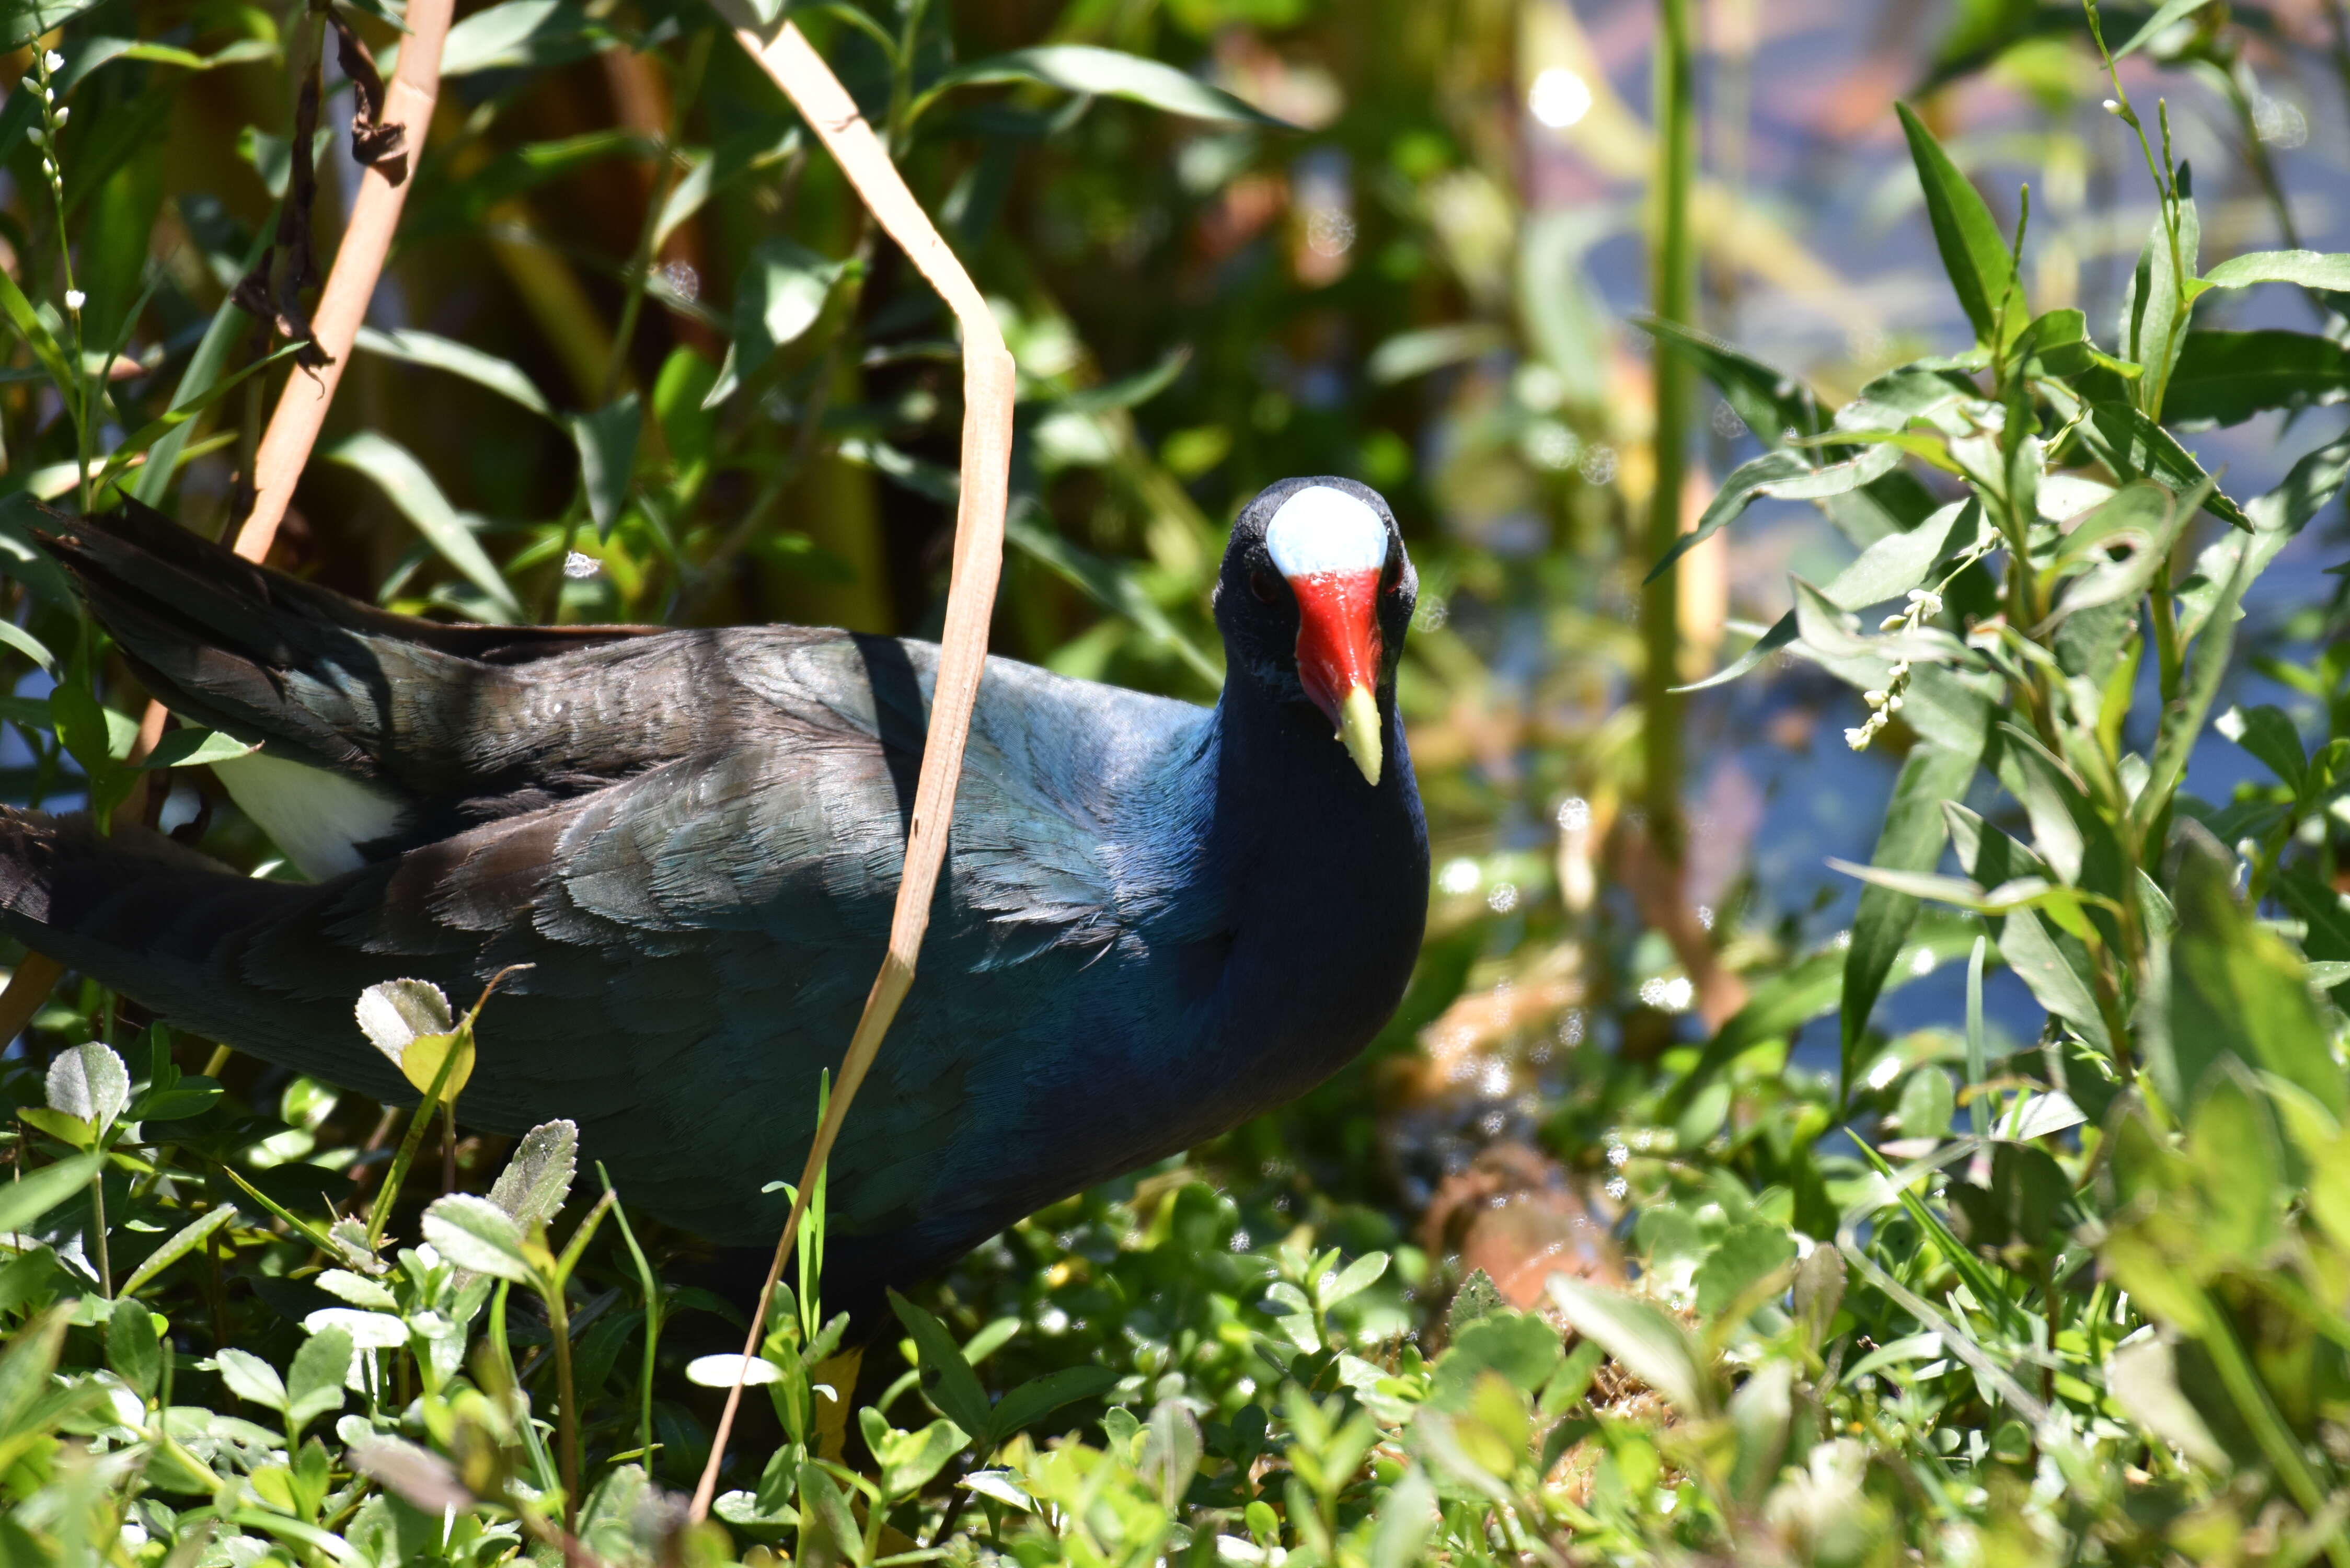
135, 222, 273, 506
2113, 0, 2218, 57
354, 327, 554, 420
1545, 1276, 1709, 1416
325, 432, 521, 620
704, 239, 846, 409
1822, 499, 1976, 611
433, 0, 613, 76
2107, 1338, 2229, 1472
1692, 1222, 1798, 1321
1674, 609, 1795, 694
1895, 102, 2023, 346
2119, 188, 2201, 416
0, 618, 56, 678
0, 261, 74, 413
914, 45, 1290, 130
487, 1120, 578, 1233
3, 1, 110, 51
285, 1327, 351, 1439
1840, 739, 1982, 1098
118, 1204, 237, 1299
420, 1194, 536, 1283
2163, 329, 2350, 428
985, 1365, 1116, 1444
46, 1041, 129, 1131
2216, 704, 2306, 792
1999, 906, 2110, 1050
1650, 443, 1902, 581
1640, 317, 1830, 443
1318, 1250, 1388, 1309
2198, 249, 2350, 295
1365, 325, 1508, 386
572, 394, 641, 539
105, 1298, 160, 1400
2165, 829, 2344, 1116
0, 492, 77, 611
888, 1290, 996, 1443
95, 341, 307, 490
1426, 1311, 1563, 1410
215, 1348, 287, 1411
138, 728, 260, 770
798, 1460, 868, 1566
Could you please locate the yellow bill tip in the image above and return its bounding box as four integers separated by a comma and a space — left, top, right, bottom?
1338, 685, 1383, 786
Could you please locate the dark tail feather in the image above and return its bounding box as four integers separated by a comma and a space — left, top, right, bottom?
34, 501, 653, 779
0, 807, 406, 1100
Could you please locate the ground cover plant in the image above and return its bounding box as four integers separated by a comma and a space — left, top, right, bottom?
0, 0, 2349, 1562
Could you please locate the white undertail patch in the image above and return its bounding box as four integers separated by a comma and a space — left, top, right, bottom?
1265, 486, 1388, 579
212, 750, 405, 880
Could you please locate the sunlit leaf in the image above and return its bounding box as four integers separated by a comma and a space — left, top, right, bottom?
1895, 102, 2023, 346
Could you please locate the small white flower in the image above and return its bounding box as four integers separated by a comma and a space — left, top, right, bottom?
52, 107, 65, 125
43, 50, 64, 74
1880, 613, 1905, 631
2102, 98, 2121, 114
1889, 660, 1911, 678
1885, 694, 1903, 711
41, 86, 52, 104
1864, 689, 1888, 708
1845, 727, 1871, 750
63, 289, 84, 310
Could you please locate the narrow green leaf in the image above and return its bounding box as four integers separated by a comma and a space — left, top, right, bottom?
1840, 740, 1983, 1099
2163, 329, 2350, 428
888, 1290, 995, 1443
2114, 0, 2218, 57
572, 394, 641, 539
139, 728, 261, 771
325, 432, 521, 619
914, 45, 1290, 130
355, 326, 555, 420
1895, 102, 2023, 345
2199, 249, 2350, 295
119, 1204, 238, 1299
986, 1365, 1117, 1443
0, 1153, 104, 1237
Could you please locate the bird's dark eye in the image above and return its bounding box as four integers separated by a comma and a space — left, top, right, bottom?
1379, 546, 1402, 596
1250, 568, 1280, 604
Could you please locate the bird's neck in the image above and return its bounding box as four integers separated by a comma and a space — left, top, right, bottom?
1200, 675, 1429, 1033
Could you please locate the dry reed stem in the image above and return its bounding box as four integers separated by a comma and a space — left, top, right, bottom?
687, 2, 1015, 1524
235, 0, 456, 560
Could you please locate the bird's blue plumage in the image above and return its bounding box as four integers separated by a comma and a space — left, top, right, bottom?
0, 478, 1430, 1303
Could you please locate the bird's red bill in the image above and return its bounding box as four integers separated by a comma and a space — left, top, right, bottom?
1290, 569, 1384, 723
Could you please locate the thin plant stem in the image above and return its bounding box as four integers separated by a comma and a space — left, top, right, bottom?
88, 1165, 108, 1297
365, 1044, 462, 1250
1640, 0, 1696, 866
546, 1274, 580, 1552
600, 1163, 663, 1471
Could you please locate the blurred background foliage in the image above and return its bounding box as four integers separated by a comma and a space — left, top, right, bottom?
1, 0, 2349, 1561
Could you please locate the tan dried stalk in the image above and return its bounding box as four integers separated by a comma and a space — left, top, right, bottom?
0, 0, 458, 1046
686, 1, 1014, 1524
236, 0, 456, 559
